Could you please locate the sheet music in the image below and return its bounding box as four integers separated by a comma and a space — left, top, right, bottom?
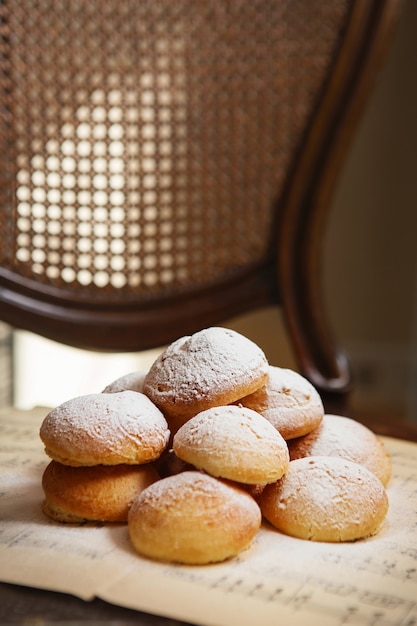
1, 406, 417, 626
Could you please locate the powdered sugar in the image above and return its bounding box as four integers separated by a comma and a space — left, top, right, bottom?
288, 414, 392, 485
130, 470, 260, 520
239, 366, 324, 440
102, 371, 147, 394
143, 327, 269, 415
39, 391, 169, 465
173, 405, 289, 484
260, 455, 389, 542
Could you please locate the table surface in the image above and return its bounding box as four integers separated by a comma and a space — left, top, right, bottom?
1, 408, 417, 626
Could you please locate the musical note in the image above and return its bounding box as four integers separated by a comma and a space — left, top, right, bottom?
1, 407, 417, 625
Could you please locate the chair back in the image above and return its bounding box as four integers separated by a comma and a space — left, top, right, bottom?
0, 0, 402, 405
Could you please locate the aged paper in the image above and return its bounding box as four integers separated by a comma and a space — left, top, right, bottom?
1, 406, 417, 626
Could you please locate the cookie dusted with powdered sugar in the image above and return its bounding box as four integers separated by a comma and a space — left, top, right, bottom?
288, 414, 392, 486
142, 327, 269, 430
42, 460, 159, 523
102, 370, 147, 394
259, 456, 389, 542
128, 471, 262, 564
39, 391, 170, 466
238, 365, 324, 440
173, 405, 289, 484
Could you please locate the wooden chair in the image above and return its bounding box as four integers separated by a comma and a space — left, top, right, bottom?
0, 0, 402, 412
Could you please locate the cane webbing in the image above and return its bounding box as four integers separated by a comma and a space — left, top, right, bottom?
0, 1, 349, 301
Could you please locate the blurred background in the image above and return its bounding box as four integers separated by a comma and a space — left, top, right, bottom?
2, 0, 416, 427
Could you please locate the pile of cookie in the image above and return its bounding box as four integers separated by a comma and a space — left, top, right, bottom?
39, 327, 391, 564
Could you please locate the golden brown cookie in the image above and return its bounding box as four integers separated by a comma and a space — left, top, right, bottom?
42, 460, 160, 523
259, 456, 389, 542
102, 370, 147, 394
173, 405, 289, 484
238, 366, 324, 440
288, 414, 392, 486
40, 391, 170, 466
128, 471, 262, 564
142, 327, 269, 427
